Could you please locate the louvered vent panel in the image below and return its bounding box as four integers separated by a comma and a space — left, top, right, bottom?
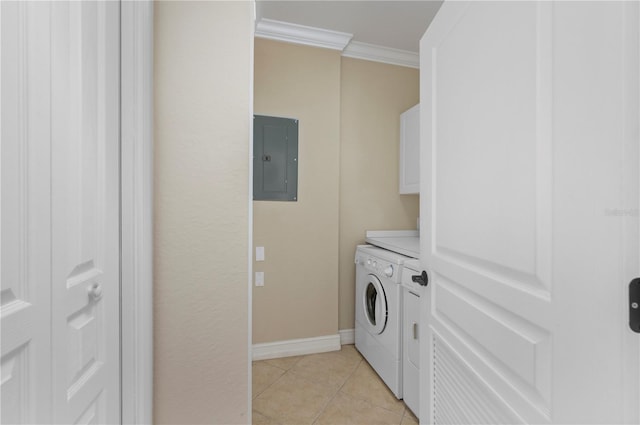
433, 335, 522, 425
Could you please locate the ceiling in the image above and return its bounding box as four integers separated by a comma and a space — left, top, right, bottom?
255, 1, 444, 53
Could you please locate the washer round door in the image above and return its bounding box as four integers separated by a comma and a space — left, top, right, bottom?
362, 274, 388, 335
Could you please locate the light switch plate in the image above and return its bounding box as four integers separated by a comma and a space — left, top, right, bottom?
256, 246, 265, 262
255, 272, 264, 287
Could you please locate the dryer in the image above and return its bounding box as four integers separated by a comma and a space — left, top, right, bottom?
401, 259, 423, 418
354, 244, 410, 398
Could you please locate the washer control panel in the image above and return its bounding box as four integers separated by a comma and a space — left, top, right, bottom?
357, 255, 386, 272
356, 255, 402, 283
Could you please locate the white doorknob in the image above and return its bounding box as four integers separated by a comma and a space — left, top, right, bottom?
88, 283, 103, 301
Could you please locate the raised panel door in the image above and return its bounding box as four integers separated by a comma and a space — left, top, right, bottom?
420, 2, 639, 423
50, 2, 120, 423
1, 2, 121, 423
1, 2, 53, 422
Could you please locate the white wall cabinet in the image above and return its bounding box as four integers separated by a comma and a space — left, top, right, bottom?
399, 104, 420, 194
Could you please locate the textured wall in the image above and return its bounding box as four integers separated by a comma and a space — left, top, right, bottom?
154, 2, 252, 423
338, 57, 420, 331
253, 39, 341, 344
252, 40, 420, 342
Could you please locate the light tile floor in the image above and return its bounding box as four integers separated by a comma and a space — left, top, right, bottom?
252, 345, 419, 425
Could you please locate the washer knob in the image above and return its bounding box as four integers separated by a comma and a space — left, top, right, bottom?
367, 259, 371, 265
372, 261, 377, 268
384, 265, 393, 277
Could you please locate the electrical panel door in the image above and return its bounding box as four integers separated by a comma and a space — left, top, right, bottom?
253, 115, 298, 201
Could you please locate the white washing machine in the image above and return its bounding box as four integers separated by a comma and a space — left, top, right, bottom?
354, 244, 410, 399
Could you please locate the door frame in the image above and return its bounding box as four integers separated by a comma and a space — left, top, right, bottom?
120, 1, 154, 424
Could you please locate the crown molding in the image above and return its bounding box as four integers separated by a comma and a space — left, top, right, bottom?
342, 41, 419, 69
255, 18, 353, 51
255, 18, 420, 69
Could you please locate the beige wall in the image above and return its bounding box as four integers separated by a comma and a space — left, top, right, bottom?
253, 39, 341, 343
338, 58, 420, 330
154, 2, 252, 423
253, 40, 420, 343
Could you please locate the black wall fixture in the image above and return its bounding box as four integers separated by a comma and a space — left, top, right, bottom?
630, 278, 640, 333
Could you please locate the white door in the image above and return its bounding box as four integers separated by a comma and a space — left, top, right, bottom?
420, 2, 639, 424
1, 2, 121, 423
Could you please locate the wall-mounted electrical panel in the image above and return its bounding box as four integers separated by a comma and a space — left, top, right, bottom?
253, 115, 299, 201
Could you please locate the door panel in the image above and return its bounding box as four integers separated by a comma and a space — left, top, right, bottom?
51, 2, 120, 424
1, 1, 121, 423
421, 2, 639, 424
1, 2, 53, 423
422, 2, 552, 422
432, 333, 523, 425
434, 1, 544, 285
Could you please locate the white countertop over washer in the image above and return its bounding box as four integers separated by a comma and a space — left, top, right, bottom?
365, 230, 419, 259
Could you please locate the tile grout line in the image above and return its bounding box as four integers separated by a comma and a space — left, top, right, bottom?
251, 361, 288, 401
335, 359, 409, 420
252, 358, 302, 424
258, 355, 353, 425
310, 357, 364, 425
253, 347, 411, 424
253, 409, 281, 425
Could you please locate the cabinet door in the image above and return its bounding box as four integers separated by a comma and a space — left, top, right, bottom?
399, 104, 420, 194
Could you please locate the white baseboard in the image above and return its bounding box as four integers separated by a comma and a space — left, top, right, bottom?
252, 334, 341, 361
339, 329, 355, 345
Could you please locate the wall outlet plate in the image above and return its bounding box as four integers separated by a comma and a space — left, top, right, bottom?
256, 246, 265, 261
255, 271, 264, 287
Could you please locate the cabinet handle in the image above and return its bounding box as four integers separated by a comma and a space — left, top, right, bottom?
413, 322, 418, 340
